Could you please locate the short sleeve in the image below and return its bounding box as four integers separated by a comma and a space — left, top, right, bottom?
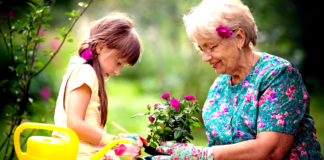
67, 64, 98, 96
257, 63, 307, 135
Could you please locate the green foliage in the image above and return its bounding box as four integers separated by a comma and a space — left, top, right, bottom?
131, 93, 202, 148
0, 0, 94, 159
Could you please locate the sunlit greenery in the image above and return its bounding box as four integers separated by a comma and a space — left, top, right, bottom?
1, 0, 323, 159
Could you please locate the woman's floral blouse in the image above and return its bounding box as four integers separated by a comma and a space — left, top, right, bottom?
202, 52, 322, 159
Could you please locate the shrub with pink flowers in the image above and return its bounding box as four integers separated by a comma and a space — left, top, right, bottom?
131, 93, 202, 148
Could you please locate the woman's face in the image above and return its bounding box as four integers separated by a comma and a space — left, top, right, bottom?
97, 45, 128, 77
196, 35, 240, 75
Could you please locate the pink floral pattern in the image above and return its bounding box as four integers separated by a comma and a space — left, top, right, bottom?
202, 53, 322, 159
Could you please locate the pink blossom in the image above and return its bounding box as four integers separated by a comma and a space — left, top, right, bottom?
161, 93, 170, 99
169, 98, 180, 111
212, 130, 217, 136
216, 25, 233, 38
277, 119, 286, 126
50, 39, 60, 50
193, 100, 197, 104
147, 104, 151, 109
184, 95, 195, 101
40, 87, 51, 100
286, 86, 295, 96
258, 122, 265, 128
81, 49, 93, 61
154, 104, 158, 108
301, 151, 308, 156
296, 108, 301, 114
148, 116, 155, 122
244, 120, 252, 126
276, 114, 284, 119
235, 130, 245, 137
297, 146, 304, 151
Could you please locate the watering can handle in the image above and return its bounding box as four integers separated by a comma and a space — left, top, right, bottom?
14, 122, 79, 160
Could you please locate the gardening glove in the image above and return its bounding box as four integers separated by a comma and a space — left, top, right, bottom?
117, 133, 144, 159
151, 141, 214, 160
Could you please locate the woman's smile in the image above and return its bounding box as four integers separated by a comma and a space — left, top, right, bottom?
211, 60, 221, 69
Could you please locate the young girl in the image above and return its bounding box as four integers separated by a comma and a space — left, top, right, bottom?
52, 12, 143, 160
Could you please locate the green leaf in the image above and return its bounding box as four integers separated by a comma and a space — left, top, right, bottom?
157, 115, 166, 121
49, 98, 56, 105
179, 103, 185, 111
150, 142, 157, 148
174, 130, 182, 140
26, 2, 36, 10
147, 123, 154, 128
191, 117, 199, 122
65, 12, 73, 17
55, 37, 60, 40
195, 107, 202, 114
187, 133, 194, 140
67, 39, 73, 43
174, 114, 183, 120
131, 113, 146, 118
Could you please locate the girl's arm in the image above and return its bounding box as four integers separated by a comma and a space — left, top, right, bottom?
67, 83, 111, 145
211, 131, 294, 160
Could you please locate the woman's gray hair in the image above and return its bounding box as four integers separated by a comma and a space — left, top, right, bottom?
183, 0, 258, 47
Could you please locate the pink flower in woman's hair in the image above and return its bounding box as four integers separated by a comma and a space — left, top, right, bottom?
184, 95, 195, 101
148, 116, 155, 122
216, 25, 233, 39
161, 93, 170, 99
169, 98, 180, 111
40, 87, 51, 100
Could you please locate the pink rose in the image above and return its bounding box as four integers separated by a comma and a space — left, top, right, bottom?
216, 25, 233, 38
161, 93, 170, 99
148, 116, 155, 122
147, 104, 151, 109
193, 100, 197, 104
169, 98, 180, 111
184, 95, 195, 101
154, 104, 158, 108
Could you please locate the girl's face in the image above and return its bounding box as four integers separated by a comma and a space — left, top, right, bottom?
97, 45, 128, 77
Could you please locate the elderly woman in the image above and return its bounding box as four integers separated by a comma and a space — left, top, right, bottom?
151, 0, 323, 159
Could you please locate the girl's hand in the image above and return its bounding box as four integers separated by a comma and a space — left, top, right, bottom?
151, 141, 214, 160
117, 133, 144, 159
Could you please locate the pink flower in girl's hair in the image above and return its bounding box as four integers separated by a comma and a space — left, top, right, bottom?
169, 98, 180, 111
148, 116, 155, 122
161, 93, 170, 99
216, 25, 233, 38
184, 95, 195, 101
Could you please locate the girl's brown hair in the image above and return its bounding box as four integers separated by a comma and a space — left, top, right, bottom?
77, 12, 142, 127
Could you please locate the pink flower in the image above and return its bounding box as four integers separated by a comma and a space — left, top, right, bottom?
296, 108, 301, 114
286, 86, 295, 96
216, 25, 233, 38
81, 48, 93, 61
276, 114, 284, 119
235, 130, 245, 137
258, 122, 265, 128
148, 116, 155, 122
193, 100, 197, 104
147, 104, 151, 109
277, 119, 286, 126
50, 39, 60, 50
161, 93, 170, 99
169, 98, 180, 111
301, 151, 308, 156
154, 104, 158, 108
244, 120, 252, 126
40, 87, 51, 100
184, 95, 195, 101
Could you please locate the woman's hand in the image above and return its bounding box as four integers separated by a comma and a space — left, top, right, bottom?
152, 141, 213, 160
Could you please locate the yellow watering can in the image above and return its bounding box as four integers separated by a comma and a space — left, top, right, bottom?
14, 122, 129, 160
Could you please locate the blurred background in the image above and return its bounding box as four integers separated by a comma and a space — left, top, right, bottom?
0, 0, 323, 159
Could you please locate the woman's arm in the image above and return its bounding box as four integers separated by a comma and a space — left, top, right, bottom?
212, 131, 294, 160
67, 83, 105, 145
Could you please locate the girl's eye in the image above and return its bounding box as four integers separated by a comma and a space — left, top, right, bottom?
117, 62, 121, 65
